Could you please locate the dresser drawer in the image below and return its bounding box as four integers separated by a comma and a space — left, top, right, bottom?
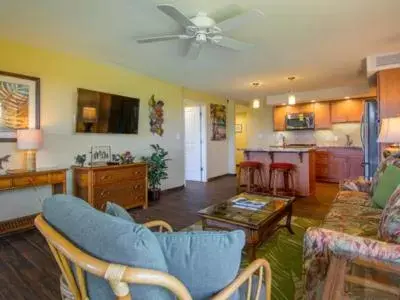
93, 179, 146, 210
50, 172, 65, 183
0, 179, 12, 190
13, 175, 49, 187
93, 166, 146, 186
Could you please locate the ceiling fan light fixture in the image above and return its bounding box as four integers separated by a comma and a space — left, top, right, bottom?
252, 98, 261, 109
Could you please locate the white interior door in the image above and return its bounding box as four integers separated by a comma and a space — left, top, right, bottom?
184, 106, 202, 181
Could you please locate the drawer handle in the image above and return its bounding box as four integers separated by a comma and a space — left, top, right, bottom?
100, 175, 112, 181
132, 184, 142, 190
99, 190, 110, 198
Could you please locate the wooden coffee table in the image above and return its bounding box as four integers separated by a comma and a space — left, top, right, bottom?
198, 193, 295, 261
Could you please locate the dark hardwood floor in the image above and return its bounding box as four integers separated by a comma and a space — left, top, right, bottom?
0, 176, 337, 300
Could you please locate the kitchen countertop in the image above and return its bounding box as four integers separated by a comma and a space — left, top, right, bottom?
241, 147, 316, 153
316, 146, 362, 150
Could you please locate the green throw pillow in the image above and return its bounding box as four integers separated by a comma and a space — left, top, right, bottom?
372, 165, 400, 209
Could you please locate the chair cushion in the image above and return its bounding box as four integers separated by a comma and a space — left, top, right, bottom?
372, 165, 400, 208
155, 230, 245, 300
333, 190, 372, 207
379, 184, 400, 243
43, 195, 172, 300
105, 201, 135, 222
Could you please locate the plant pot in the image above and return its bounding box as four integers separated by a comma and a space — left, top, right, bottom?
148, 188, 161, 202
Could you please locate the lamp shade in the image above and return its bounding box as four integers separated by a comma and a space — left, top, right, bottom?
82, 107, 97, 122
378, 117, 400, 143
17, 129, 43, 150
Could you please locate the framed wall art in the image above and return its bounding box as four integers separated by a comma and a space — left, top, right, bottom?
0, 71, 40, 142
210, 104, 226, 141
235, 124, 243, 133
90, 145, 111, 166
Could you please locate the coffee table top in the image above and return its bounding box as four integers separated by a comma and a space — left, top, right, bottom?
198, 193, 295, 229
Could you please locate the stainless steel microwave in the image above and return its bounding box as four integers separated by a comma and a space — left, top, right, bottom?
285, 112, 315, 130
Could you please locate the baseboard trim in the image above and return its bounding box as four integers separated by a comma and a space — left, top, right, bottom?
162, 185, 185, 194
208, 173, 236, 182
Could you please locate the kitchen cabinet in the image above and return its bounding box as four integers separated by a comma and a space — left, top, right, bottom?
316, 148, 363, 183
378, 68, 400, 118
313, 102, 331, 129
331, 99, 363, 123
273, 106, 287, 131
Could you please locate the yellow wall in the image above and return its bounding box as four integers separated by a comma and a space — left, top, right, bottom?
0, 39, 232, 220
235, 112, 248, 164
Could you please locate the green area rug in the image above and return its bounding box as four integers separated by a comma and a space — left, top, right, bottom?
183, 217, 321, 300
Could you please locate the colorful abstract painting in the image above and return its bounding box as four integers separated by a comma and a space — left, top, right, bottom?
0, 71, 40, 142
149, 94, 164, 136
210, 103, 226, 140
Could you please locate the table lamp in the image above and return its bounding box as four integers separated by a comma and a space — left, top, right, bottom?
378, 117, 400, 157
82, 106, 97, 132
17, 129, 43, 171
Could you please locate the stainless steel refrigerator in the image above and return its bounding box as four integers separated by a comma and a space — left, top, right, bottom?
361, 100, 379, 179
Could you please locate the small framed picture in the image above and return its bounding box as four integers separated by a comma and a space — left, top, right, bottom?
235, 124, 243, 133
90, 145, 111, 166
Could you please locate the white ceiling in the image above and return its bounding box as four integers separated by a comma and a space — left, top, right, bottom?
0, 0, 400, 101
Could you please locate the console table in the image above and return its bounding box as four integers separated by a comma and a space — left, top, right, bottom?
0, 168, 67, 235
72, 163, 148, 211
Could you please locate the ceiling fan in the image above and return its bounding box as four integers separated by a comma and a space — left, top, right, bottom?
136, 4, 264, 59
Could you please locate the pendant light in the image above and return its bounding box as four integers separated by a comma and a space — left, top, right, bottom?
251, 81, 262, 109
252, 98, 260, 109
287, 76, 296, 105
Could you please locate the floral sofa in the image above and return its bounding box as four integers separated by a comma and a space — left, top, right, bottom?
303, 154, 400, 299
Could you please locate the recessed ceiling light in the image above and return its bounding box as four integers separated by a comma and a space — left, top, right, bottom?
250, 81, 262, 87
344, 96, 351, 99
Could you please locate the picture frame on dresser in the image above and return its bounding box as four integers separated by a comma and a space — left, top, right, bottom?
0, 71, 40, 142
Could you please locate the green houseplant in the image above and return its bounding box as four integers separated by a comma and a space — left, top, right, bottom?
141, 144, 170, 201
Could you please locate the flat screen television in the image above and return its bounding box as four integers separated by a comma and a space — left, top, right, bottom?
75, 88, 140, 134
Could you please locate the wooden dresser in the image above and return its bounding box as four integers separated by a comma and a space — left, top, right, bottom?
72, 163, 148, 211
0, 168, 67, 235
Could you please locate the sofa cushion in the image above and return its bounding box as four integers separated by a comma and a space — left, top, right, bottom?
372, 165, 400, 208
105, 201, 135, 222
379, 184, 400, 243
43, 195, 172, 300
371, 153, 400, 196
155, 230, 245, 300
322, 202, 382, 237
333, 190, 372, 207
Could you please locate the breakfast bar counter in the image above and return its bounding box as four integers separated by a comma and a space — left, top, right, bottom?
242, 147, 316, 196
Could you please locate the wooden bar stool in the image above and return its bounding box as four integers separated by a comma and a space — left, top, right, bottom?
237, 161, 266, 193
269, 163, 296, 196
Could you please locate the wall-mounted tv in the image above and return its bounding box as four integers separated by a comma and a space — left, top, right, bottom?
75, 88, 140, 134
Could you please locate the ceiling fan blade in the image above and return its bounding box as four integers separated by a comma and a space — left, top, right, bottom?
136, 34, 190, 44
210, 36, 254, 51
186, 41, 202, 60
215, 9, 264, 32
157, 4, 196, 28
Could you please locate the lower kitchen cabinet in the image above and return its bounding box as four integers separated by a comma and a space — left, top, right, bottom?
316, 148, 363, 183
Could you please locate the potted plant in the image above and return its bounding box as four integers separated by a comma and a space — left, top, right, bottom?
141, 144, 170, 201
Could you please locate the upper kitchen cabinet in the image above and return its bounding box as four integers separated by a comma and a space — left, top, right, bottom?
378, 68, 400, 118
313, 102, 331, 129
331, 99, 363, 123
273, 106, 287, 131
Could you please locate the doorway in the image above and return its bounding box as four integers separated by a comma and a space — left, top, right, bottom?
184, 105, 206, 182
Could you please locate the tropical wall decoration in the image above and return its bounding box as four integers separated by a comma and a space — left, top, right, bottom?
0, 71, 40, 142
149, 94, 164, 136
210, 103, 226, 141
